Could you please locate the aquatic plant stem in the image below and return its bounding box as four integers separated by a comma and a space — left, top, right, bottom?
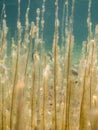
42, 78, 46, 130
53, 0, 59, 129
64, 1, 75, 130
31, 70, 35, 130
24, 37, 32, 78
10, 0, 21, 128
79, 68, 86, 130
61, 1, 66, 48
53, 36, 58, 130
10, 46, 19, 130
15, 81, 24, 130
1, 83, 4, 130
89, 41, 94, 110
31, 56, 37, 130
65, 0, 69, 50
88, 41, 95, 130
87, 0, 92, 42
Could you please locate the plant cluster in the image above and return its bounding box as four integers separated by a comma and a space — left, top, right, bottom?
0, 0, 98, 130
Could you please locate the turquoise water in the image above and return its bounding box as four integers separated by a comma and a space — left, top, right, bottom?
0, 0, 98, 62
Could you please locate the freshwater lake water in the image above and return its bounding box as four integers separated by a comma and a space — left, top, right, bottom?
0, 0, 98, 64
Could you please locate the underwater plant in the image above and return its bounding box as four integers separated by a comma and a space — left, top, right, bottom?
0, 0, 98, 130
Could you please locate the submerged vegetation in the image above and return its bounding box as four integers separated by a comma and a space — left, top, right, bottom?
0, 0, 98, 130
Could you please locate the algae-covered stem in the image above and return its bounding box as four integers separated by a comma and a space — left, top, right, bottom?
15, 81, 24, 130
10, 21, 19, 130
65, 0, 69, 49
61, 0, 69, 51
31, 54, 37, 130
23, 0, 30, 47
53, 0, 59, 129
61, 0, 69, 95
39, 1, 46, 125
0, 4, 8, 57
89, 40, 94, 110
79, 67, 87, 130
40, 1, 47, 126
0, 6, 7, 130
31, 70, 35, 130
24, 36, 32, 78
88, 41, 95, 130
23, 0, 31, 77
42, 56, 47, 130
61, 1, 66, 48
39, 0, 46, 66
87, 0, 93, 110
34, 8, 40, 52
64, 0, 75, 130
10, 0, 21, 129
23, 0, 32, 79
1, 76, 5, 130
87, 0, 92, 42
41, 0, 46, 42
40, 0, 46, 61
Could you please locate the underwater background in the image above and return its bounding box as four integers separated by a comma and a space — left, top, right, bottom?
1, 1, 98, 130
0, 0, 98, 63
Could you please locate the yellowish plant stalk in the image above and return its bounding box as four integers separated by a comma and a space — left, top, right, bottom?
31, 54, 38, 130
10, 0, 21, 129
42, 56, 48, 130
53, 40, 58, 130
65, 41, 71, 130
52, 0, 59, 129
24, 37, 32, 78
42, 74, 46, 130
64, 1, 75, 130
10, 49, 19, 130
1, 83, 4, 130
89, 40, 94, 110
79, 68, 86, 130
15, 80, 25, 130
31, 70, 35, 130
